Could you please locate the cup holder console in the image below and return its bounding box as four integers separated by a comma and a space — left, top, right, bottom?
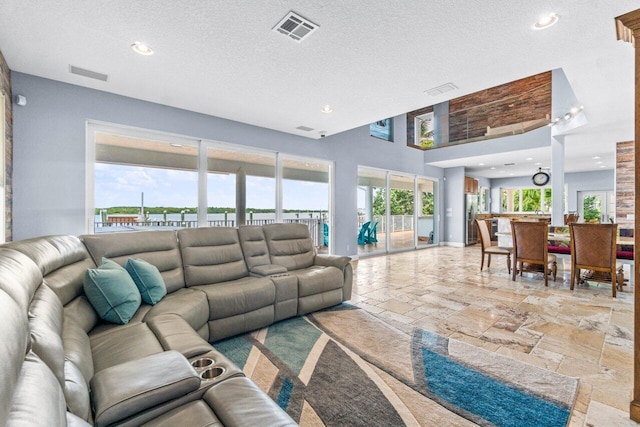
200, 367, 225, 381
191, 358, 214, 368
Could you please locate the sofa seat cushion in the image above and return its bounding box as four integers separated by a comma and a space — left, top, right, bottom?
144, 288, 209, 334
194, 277, 276, 320
203, 377, 297, 427
90, 322, 164, 373
290, 266, 344, 297
141, 400, 222, 427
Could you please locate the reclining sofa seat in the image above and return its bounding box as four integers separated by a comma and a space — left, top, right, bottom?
1, 234, 296, 426
177, 227, 277, 342
259, 223, 353, 314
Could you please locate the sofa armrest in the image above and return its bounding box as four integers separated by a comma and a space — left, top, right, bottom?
147, 314, 213, 358
250, 264, 288, 276
315, 254, 351, 270
90, 351, 200, 427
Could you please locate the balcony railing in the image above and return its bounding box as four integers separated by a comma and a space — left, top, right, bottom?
94, 217, 327, 248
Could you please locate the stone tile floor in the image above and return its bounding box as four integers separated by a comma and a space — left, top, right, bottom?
350, 245, 637, 426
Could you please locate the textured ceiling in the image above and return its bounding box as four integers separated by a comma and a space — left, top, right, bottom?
0, 1, 636, 177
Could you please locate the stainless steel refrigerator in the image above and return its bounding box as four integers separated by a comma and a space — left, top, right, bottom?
465, 194, 478, 245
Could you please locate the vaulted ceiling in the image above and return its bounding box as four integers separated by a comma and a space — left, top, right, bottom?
0, 1, 636, 176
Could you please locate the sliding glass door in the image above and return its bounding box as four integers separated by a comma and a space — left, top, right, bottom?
357, 166, 438, 256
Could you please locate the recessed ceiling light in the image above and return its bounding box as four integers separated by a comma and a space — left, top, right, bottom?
563, 113, 572, 120
592, 156, 601, 160
533, 13, 559, 30
596, 161, 603, 164
320, 104, 333, 114
535, 162, 542, 165
131, 42, 154, 55
526, 157, 533, 161
479, 163, 485, 166
490, 167, 496, 170
599, 165, 606, 168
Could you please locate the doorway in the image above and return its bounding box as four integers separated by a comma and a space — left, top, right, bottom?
577, 191, 614, 223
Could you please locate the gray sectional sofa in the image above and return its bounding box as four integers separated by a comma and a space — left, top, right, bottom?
0, 223, 352, 426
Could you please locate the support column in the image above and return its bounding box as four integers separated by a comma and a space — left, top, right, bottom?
615, 9, 640, 422
551, 135, 565, 225
365, 186, 373, 222
236, 168, 246, 226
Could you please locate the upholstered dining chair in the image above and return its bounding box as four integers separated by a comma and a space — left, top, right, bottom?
569, 223, 618, 297
510, 220, 557, 286
475, 219, 511, 273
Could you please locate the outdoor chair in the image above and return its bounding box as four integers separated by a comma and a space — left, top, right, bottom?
357, 221, 371, 245
366, 221, 379, 243
476, 219, 511, 273
569, 223, 619, 297
323, 223, 329, 246
511, 220, 557, 286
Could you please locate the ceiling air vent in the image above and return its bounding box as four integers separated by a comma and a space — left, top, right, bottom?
69, 65, 109, 82
273, 11, 318, 42
425, 82, 458, 96
296, 125, 314, 132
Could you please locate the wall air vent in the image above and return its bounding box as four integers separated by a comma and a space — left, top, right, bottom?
69, 65, 109, 82
296, 125, 314, 132
425, 82, 458, 96
273, 11, 318, 42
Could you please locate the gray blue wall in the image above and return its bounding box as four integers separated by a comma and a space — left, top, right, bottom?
11, 72, 436, 255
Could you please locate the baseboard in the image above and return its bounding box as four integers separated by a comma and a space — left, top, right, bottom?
439, 241, 465, 248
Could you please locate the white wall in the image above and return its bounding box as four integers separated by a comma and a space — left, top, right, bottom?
11, 73, 436, 255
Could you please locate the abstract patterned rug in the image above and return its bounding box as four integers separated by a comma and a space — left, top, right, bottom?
215, 304, 578, 427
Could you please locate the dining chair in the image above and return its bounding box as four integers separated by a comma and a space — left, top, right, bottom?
569, 223, 618, 297
564, 213, 579, 224
510, 221, 557, 286
476, 219, 511, 273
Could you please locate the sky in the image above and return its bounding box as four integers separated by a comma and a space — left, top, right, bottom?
95, 163, 329, 210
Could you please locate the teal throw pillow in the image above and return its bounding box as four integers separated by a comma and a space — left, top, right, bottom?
83, 259, 141, 324
125, 258, 167, 305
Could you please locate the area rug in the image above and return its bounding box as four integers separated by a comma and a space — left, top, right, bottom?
215, 304, 578, 427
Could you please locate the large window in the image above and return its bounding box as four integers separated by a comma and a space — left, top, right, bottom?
88, 124, 332, 251
94, 132, 199, 230
283, 156, 330, 252
500, 187, 553, 213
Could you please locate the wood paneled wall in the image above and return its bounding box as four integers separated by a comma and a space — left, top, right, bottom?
0, 50, 11, 242
448, 71, 552, 142
616, 141, 634, 228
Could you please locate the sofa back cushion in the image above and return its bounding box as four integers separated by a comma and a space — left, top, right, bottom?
178, 227, 249, 286
262, 223, 315, 270
5, 236, 96, 307
238, 226, 271, 270
28, 284, 65, 388
0, 248, 44, 312
7, 351, 68, 426
0, 289, 29, 426
81, 230, 185, 293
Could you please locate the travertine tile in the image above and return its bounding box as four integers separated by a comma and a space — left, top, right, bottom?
351, 245, 635, 423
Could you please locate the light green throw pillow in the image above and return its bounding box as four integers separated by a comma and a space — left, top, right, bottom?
83, 258, 141, 324
125, 258, 167, 305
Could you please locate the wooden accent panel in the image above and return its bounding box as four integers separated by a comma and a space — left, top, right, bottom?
448, 71, 551, 142
614, 8, 640, 422
616, 141, 634, 228
0, 50, 11, 242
